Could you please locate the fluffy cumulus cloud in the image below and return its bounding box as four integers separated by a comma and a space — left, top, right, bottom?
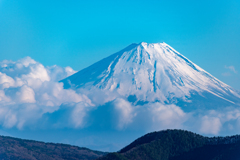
0, 57, 240, 137
197, 108, 240, 135
200, 116, 222, 135
112, 98, 135, 130
0, 57, 91, 129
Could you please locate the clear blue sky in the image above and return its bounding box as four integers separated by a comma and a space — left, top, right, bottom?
0, 0, 240, 89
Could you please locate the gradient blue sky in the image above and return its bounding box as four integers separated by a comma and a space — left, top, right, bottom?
0, 0, 240, 89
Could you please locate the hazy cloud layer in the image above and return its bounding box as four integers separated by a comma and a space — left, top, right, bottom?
0, 57, 239, 136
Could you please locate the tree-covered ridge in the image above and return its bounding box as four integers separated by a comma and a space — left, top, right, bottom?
1, 129, 240, 160
0, 135, 106, 160
99, 129, 240, 160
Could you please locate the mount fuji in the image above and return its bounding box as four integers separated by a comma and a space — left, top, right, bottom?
61, 42, 240, 111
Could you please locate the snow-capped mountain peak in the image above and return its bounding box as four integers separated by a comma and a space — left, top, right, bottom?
61, 42, 240, 108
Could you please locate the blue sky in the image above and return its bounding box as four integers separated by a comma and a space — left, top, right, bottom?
0, 0, 240, 89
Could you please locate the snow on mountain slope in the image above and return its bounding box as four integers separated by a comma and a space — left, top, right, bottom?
61, 42, 240, 108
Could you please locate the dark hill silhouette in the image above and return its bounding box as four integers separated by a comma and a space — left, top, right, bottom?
1, 130, 240, 160
99, 129, 240, 160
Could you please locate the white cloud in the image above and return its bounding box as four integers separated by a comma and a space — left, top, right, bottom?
125, 103, 188, 131
0, 90, 10, 102
193, 108, 240, 135
200, 116, 222, 135
225, 65, 237, 74
0, 57, 91, 129
150, 103, 186, 128
0, 72, 15, 89
16, 85, 36, 103
3, 111, 17, 128
0, 56, 240, 139
18, 56, 36, 67
112, 98, 135, 130
71, 102, 93, 128
47, 65, 77, 82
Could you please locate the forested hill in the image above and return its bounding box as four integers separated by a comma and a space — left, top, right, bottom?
0, 135, 106, 160
99, 129, 240, 160
1, 130, 240, 160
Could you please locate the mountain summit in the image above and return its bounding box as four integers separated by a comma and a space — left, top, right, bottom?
61, 42, 240, 110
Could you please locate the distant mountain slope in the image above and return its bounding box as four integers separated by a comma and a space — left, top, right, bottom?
61, 42, 240, 109
0, 135, 106, 160
99, 130, 240, 160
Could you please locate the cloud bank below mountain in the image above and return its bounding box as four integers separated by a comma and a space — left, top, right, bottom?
0, 57, 240, 139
